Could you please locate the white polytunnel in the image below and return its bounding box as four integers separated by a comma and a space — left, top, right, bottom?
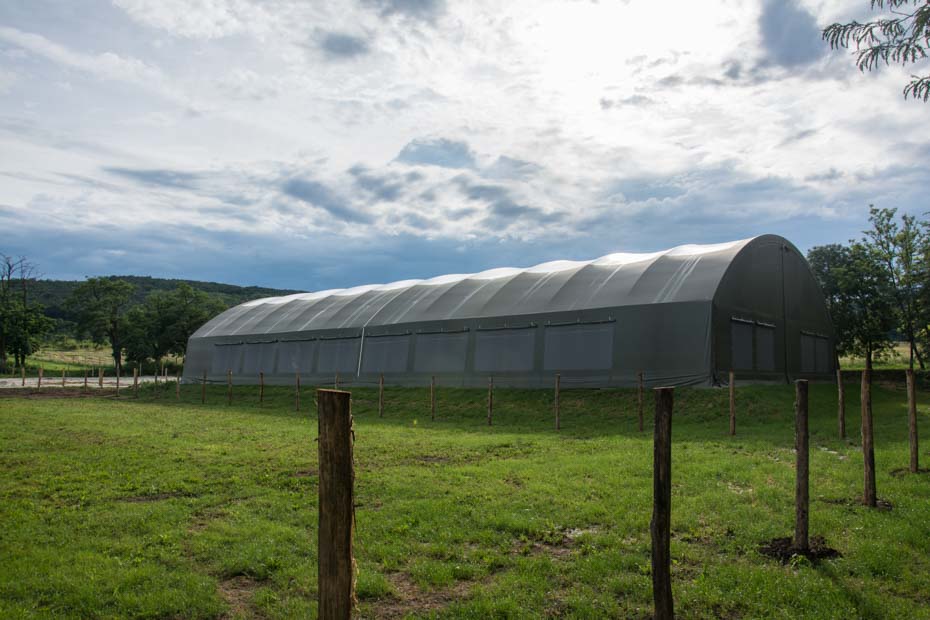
183, 234, 835, 388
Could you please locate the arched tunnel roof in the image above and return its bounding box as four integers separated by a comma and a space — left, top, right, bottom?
194, 236, 771, 338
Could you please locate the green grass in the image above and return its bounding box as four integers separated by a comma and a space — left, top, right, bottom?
1, 381, 929, 619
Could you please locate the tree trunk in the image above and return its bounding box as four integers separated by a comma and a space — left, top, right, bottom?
861, 369, 877, 507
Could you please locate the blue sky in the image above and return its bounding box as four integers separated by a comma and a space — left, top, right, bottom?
1, 0, 928, 291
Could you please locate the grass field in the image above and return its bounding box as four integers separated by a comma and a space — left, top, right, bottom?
1, 381, 929, 619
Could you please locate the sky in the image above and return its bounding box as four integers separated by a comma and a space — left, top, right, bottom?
1, 0, 928, 292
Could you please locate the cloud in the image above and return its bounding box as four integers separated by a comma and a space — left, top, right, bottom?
281, 177, 371, 223
454, 176, 561, 227
482, 156, 542, 180
319, 32, 371, 58
103, 167, 201, 189
363, 0, 445, 20
600, 95, 655, 109
111, 0, 249, 39
758, 0, 825, 68
348, 165, 404, 201
396, 138, 475, 168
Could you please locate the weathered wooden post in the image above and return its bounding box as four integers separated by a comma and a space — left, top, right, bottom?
637, 370, 644, 432
794, 379, 809, 552
83, 369, 87, 393
861, 369, 877, 507
21, 366, 25, 387
259, 371, 265, 407
430, 375, 436, 421
226, 369, 232, 405
37, 367, 43, 390
98, 367, 103, 388
837, 368, 846, 439
317, 389, 355, 620
133, 366, 139, 397
378, 373, 384, 418
61, 368, 66, 387
729, 370, 736, 436
651, 387, 674, 620
175, 370, 181, 400
201, 370, 207, 404
907, 368, 919, 473
295, 372, 301, 411
487, 376, 494, 426
555, 373, 561, 431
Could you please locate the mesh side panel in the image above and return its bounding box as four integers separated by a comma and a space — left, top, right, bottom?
800, 334, 816, 373
413, 333, 468, 373
211, 345, 230, 374
361, 335, 410, 373
731, 321, 753, 370
543, 323, 614, 371
318, 338, 361, 374
278, 341, 317, 373
755, 325, 776, 371
242, 343, 277, 375
475, 329, 536, 372
815, 336, 830, 373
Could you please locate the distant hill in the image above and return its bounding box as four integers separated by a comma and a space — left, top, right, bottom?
29, 276, 304, 323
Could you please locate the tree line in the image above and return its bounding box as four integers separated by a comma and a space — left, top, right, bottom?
808, 206, 929, 371
0, 255, 231, 373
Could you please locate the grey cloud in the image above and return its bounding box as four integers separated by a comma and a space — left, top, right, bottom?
605, 177, 686, 203
759, 0, 825, 68
362, 0, 444, 20
779, 128, 818, 146
282, 177, 371, 223
348, 165, 404, 201
396, 137, 475, 168
319, 32, 370, 58
805, 168, 844, 182
103, 167, 201, 189
455, 177, 561, 226
600, 95, 655, 109
483, 156, 541, 180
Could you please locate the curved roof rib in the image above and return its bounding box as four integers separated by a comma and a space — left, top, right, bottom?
195, 237, 756, 338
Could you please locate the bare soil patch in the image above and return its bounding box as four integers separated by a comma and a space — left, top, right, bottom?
371, 572, 477, 619
890, 467, 930, 477
218, 575, 263, 619
758, 536, 841, 565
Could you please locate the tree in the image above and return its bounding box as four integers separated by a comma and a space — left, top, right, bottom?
67, 277, 136, 368
808, 242, 896, 369
0, 254, 51, 372
823, 1, 930, 101
123, 283, 225, 366
862, 206, 926, 369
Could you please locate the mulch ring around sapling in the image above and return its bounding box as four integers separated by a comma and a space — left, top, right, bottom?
758, 536, 841, 565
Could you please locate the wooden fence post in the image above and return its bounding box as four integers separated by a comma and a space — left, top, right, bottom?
837, 368, 846, 440
430, 375, 436, 421
378, 374, 384, 418
83, 369, 87, 393
115, 365, 120, 397
296, 372, 301, 412
729, 370, 736, 436
907, 368, 919, 473
201, 370, 207, 404
226, 369, 232, 405
133, 367, 139, 397
21, 366, 25, 387
487, 376, 493, 426
317, 389, 355, 620
99, 367, 103, 388
555, 373, 561, 431
38, 367, 43, 390
861, 369, 877, 507
176, 370, 181, 400
651, 387, 674, 620
260, 371, 265, 407
794, 380, 809, 552
637, 370, 644, 432
61, 368, 66, 387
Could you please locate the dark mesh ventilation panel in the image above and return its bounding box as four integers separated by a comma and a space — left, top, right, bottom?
814, 336, 830, 373
361, 335, 410, 373
755, 325, 776, 372
800, 334, 816, 373
318, 338, 361, 374
242, 343, 277, 375
475, 329, 536, 372
544, 323, 614, 371
413, 333, 468, 373
278, 340, 317, 373
731, 321, 754, 370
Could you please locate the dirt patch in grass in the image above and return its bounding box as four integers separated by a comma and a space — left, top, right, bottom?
374, 572, 477, 619
758, 536, 841, 564
890, 467, 930, 477
218, 575, 262, 619
512, 526, 598, 559
293, 468, 318, 477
